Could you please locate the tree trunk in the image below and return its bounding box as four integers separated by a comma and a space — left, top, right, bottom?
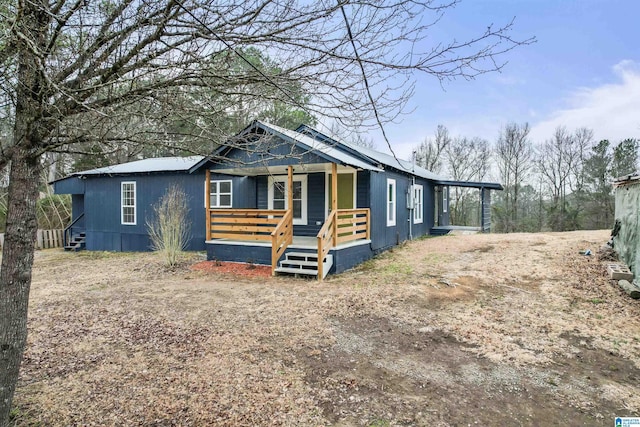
0, 151, 40, 426
0, 1, 49, 424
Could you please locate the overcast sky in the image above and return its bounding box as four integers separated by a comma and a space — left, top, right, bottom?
367, 0, 640, 160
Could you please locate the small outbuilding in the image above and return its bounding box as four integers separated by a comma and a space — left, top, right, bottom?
613, 173, 640, 275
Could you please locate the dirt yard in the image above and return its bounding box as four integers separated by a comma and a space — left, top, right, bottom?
12, 230, 640, 426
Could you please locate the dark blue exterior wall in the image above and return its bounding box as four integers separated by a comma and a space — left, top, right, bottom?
356, 170, 370, 209
206, 241, 375, 275
207, 242, 272, 265
210, 137, 331, 170
82, 172, 209, 251
409, 177, 435, 238
53, 176, 85, 194
367, 170, 436, 253
303, 173, 325, 236
56, 170, 254, 252
331, 243, 374, 274
71, 195, 85, 228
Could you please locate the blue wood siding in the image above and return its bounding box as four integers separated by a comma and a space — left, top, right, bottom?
331, 243, 374, 274
71, 195, 85, 228
72, 171, 260, 252
82, 172, 209, 251
356, 171, 370, 208
257, 176, 268, 209
368, 170, 439, 252
54, 176, 85, 194
207, 243, 272, 265
206, 241, 375, 274
299, 172, 324, 236
210, 136, 330, 170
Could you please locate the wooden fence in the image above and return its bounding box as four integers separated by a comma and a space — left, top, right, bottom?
0, 229, 64, 250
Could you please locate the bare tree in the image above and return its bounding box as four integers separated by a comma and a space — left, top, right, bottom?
444, 136, 490, 225
0, 1, 532, 422
415, 124, 451, 173
537, 126, 588, 231
494, 122, 533, 232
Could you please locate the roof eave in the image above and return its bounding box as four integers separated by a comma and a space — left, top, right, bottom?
435, 180, 504, 190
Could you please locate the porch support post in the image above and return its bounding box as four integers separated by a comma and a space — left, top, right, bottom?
331, 163, 338, 244
287, 165, 293, 213
205, 169, 211, 240
331, 163, 338, 212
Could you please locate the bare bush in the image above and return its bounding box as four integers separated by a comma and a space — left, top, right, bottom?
146, 185, 191, 267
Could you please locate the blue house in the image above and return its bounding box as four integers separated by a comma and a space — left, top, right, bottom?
53, 121, 502, 279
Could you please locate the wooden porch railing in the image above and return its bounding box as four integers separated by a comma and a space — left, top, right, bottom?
335, 208, 370, 244
316, 208, 370, 280
271, 209, 293, 274
316, 210, 336, 280
207, 209, 293, 274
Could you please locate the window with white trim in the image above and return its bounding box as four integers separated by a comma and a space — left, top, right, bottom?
209, 180, 232, 208
386, 178, 396, 226
413, 184, 423, 224
443, 186, 448, 213
121, 181, 136, 225
268, 176, 307, 225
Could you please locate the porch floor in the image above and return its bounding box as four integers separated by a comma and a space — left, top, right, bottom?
206, 235, 371, 250
431, 225, 481, 234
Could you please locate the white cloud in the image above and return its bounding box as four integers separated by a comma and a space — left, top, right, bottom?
530, 60, 640, 143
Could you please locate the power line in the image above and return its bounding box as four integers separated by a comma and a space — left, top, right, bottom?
336, 0, 407, 169
174, 0, 410, 168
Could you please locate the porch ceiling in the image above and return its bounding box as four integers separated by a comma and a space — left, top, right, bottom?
211, 163, 357, 176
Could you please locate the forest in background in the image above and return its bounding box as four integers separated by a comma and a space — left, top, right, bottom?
413, 123, 638, 232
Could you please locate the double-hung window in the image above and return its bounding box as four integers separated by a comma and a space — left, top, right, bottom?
413, 184, 423, 224
386, 178, 396, 226
210, 180, 232, 208
443, 186, 448, 213
121, 181, 136, 225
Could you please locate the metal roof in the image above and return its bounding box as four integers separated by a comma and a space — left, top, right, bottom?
613, 172, 640, 187
341, 139, 450, 181
296, 124, 450, 181
67, 156, 205, 177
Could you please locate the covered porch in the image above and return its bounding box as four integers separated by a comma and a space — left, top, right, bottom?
204, 164, 371, 279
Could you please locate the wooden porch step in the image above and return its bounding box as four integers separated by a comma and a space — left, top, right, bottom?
280, 259, 321, 267
284, 251, 319, 261
276, 253, 333, 279
275, 266, 318, 276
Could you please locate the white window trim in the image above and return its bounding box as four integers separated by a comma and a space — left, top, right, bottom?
268, 175, 308, 225
208, 179, 233, 208
443, 186, 448, 213
121, 181, 136, 225
413, 184, 423, 224
386, 178, 396, 227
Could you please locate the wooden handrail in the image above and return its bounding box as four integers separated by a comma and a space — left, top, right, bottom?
335, 208, 370, 244
316, 208, 370, 281
316, 210, 336, 281
208, 209, 289, 241
271, 209, 293, 275
63, 212, 85, 247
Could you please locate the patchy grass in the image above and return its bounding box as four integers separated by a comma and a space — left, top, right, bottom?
13, 229, 640, 426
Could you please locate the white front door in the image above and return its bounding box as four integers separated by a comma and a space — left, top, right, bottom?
268, 175, 308, 225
